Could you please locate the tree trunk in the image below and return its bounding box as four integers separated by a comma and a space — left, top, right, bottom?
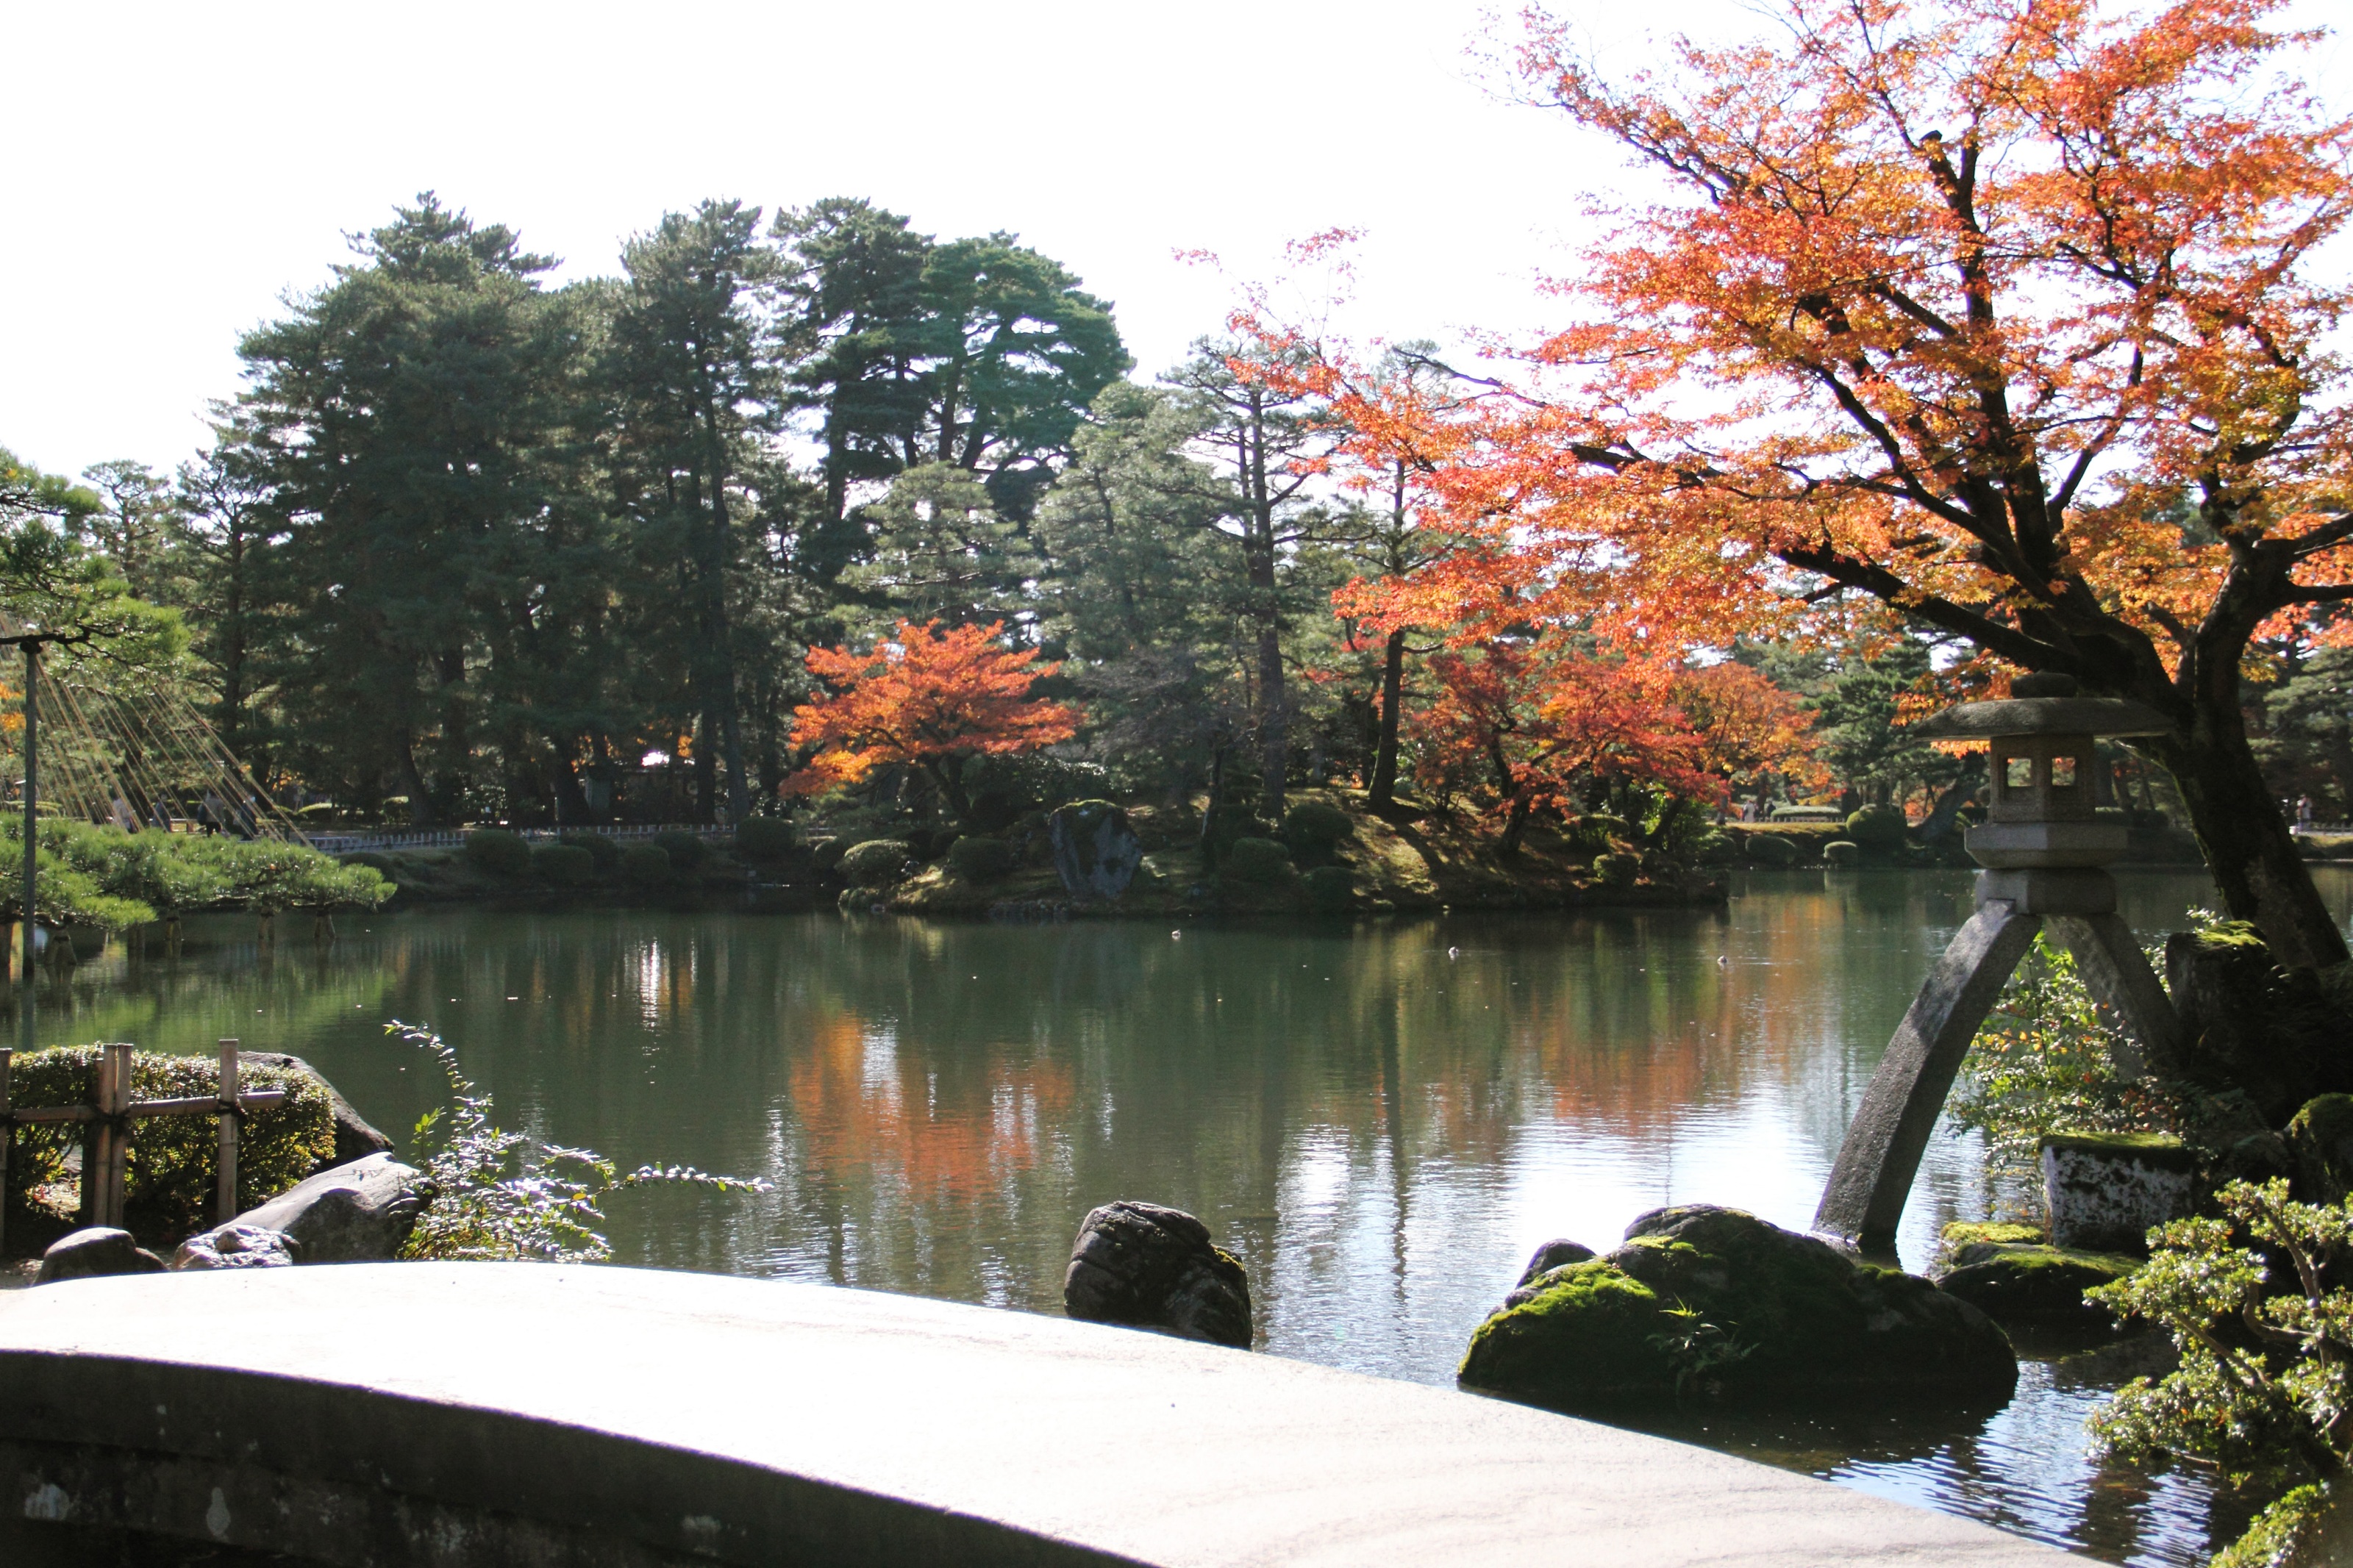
2145, 728, 2351, 970
1368, 629, 1407, 812
397, 736, 433, 828
1257, 622, 1287, 820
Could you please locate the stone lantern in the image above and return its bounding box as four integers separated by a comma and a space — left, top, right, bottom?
1813, 673, 2185, 1252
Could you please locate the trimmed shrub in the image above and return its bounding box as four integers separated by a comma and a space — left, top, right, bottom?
1281, 801, 1354, 867
1202, 805, 1271, 866
948, 836, 1015, 882
531, 843, 595, 886
559, 833, 621, 873
343, 851, 395, 876
840, 839, 915, 888
1824, 840, 1862, 868
1593, 852, 1640, 887
4, 1047, 337, 1236
1845, 805, 1908, 853
1745, 833, 1799, 867
1224, 837, 1293, 885
463, 829, 532, 878
1303, 864, 1356, 911
1690, 829, 1735, 867
653, 830, 709, 870
621, 844, 673, 886
735, 816, 799, 862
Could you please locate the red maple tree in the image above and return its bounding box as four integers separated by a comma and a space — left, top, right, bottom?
784, 620, 1081, 826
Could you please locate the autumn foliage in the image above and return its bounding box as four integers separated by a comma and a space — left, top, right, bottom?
1269, 0, 2353, 964
784, 620, 1081, 825
1410, 642, 1726, 851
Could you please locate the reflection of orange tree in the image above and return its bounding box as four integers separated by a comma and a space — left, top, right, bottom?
788, 1014, 1074, 1203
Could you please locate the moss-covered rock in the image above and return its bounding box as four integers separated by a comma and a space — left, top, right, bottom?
1457, 1206, 2015, 1411
1935, 1242, 2138, 1328
2285, 1093, 2353, 1204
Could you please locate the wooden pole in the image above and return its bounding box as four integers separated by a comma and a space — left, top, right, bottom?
18, 641, 35, 1059
1, 1045, 12, 1259
216, 1038, 240, 1223
93, 1042, 132, 1229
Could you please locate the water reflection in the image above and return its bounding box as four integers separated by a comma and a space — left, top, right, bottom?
26, 866, 2353, 1566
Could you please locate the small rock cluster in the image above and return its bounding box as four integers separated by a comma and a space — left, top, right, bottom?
32, 1151, 432, 1288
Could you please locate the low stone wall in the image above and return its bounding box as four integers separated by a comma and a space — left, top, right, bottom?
0, 1265, 2066, 1567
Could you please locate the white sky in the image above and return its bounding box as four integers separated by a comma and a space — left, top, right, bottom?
5, 1, 2344, 482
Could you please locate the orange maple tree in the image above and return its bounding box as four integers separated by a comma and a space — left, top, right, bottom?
1671, 662, 1829, 810
1274, 0, 2353, 964
783, 620, 1081, 826
1411, 642, 1722, 853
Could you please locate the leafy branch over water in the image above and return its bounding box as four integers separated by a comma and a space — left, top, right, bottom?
390, 1021, 769, 1263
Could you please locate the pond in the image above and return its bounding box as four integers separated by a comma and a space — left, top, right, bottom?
28, 865, 2353, 1565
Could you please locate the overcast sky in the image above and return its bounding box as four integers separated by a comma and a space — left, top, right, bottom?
7, 1, 2344, 482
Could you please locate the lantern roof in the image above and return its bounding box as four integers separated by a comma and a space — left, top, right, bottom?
1908, 673, 2172, 741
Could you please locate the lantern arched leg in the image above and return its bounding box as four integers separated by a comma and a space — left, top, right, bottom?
2046, 911, 2180, 1081
1813, 901, 2044, 1252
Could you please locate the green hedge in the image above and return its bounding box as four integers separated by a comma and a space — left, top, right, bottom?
531, 843, 595, 886
559, 833, 621, 873
735, 817, 799, 862
1845, 805, 1907, 852
948, 836, 1014, 882
464, 829, 532, 878
1593, 851, 1640, 887
4, 1047, 337, 1236
1224, 837, 1293, 885
1281, 801, 1354, 867
654, 830, 710, 870
621, 845, 672, 886
840, 840, 914, 888
1303, 864, 1355, 910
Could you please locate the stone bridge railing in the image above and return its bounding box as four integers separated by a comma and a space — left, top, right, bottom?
0, 1265, 2063, 1566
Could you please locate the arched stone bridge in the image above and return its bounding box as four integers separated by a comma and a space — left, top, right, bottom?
0, 1265, 2063, 1565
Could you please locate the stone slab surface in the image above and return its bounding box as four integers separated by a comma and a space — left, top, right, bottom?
0, 1264, 2069, 1566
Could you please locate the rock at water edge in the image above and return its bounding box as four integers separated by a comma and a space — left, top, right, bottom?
1458, 1205, 2015, 1412
36, 1228, 167, 1284
2040, 1133, 2198, 1254
1935, 1242, 2136, 1328
239, 1050, 395, 1170
172, 1222, 300, 1271
1049, 802, 1143, 901
237, 1152, 434, 1263
2286, 1094, 2353, 1204
1064, 1200, 1252, 1348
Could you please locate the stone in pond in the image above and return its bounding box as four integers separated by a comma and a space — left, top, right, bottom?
36, 1227, 167, 1284
2041, 1133, 2199, 1254
237, 1152, 434, 1263
172, 1222, 299, 1271
1935, 1242, 2136, 1328
1457, 1206, 2015, 1411
1064, 1200, 1252, 1348
1049, 801, 1143, 901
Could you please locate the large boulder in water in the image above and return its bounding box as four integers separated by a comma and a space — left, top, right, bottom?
1049, 801, 1143, 900
1063, 1200, 1252, 1348
236, 1152, 433, 1263
1458, 1206, 2015, 1411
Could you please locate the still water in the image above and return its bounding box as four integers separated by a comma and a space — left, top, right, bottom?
34, 867, 2353, 1564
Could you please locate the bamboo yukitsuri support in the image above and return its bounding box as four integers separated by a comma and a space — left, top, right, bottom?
1813, 673, 2186, 1254
0, 1038, 285, 1249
